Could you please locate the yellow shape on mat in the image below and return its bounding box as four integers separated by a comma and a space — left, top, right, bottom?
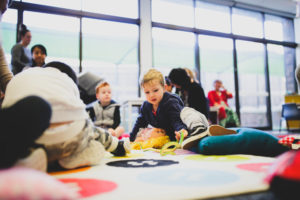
186, 155, 250, 162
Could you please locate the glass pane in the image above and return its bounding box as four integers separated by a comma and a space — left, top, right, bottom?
1, 8, 17, 67
152, 0, 194, 28
152, 27, 195, 76
236, 40, 268, 127
82, 18, 138, 103
199, 35, 235, 108
22, 0, 81, 10
232, 8, 263, 38
195, 1, 230, 33
267, 44, 285, 130
265, 14, 294, 42
23, 11, 80, 72
82, 0, 138, 18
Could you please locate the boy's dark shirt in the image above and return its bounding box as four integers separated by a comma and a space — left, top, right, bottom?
130, 92, 187, 142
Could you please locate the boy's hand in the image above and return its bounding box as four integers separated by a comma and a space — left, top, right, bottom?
175, 129, 188, 141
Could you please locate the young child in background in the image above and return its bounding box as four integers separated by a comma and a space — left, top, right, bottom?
130, 69, 234, 149
88, 82, 125, 139
31, 44, 47, 67
2, 61, 130, 170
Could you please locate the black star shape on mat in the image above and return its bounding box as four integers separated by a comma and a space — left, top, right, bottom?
106, 159, 179, 168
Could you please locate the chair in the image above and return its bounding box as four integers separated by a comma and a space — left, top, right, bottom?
279, 103, 300, 132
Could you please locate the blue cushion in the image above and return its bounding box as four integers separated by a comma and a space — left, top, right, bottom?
196, 128, 289, 157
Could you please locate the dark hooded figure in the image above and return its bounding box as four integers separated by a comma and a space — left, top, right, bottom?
168, 68, 209, 118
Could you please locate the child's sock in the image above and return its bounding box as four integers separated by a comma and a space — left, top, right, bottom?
111, 138, 131, 156
0, 96, 52, 168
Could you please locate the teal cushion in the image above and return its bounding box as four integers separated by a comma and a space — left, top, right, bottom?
196, 128, 289, 157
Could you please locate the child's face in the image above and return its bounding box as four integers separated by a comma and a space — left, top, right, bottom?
96, 86, 111, 104
143, 79, 164, 107
32, 47, 46, 66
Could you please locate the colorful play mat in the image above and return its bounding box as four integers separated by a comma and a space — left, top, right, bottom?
50, 149, 275, 199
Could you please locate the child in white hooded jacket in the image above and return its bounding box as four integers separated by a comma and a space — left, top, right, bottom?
2, 61, 130, 170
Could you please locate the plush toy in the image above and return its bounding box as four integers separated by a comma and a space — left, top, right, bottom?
131, 128, 170, 150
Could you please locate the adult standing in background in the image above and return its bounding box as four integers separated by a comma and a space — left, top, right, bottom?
11, 24, 32, 75
168, 68, 209, 118
0, 0, 13, 103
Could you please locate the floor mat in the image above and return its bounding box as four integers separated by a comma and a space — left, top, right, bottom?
50, 149, 276, 200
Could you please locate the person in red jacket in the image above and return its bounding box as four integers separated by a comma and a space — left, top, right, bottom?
207, 80, 240, 127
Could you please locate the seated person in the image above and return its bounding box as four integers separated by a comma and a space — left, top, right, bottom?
2, 62, 130, 170
207, 79, 240, 127
88, 81, 125, 139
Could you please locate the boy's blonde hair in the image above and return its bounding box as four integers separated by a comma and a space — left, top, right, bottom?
95, 81, 110, 94
140, 69, 165, 87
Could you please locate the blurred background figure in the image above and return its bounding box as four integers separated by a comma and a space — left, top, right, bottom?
207, 79, 240, 127
184, 67, 198, 83
169, 68, 209, 119
10, 24, 32, 74
164, 76, 173, 93
0, 0, 13, 105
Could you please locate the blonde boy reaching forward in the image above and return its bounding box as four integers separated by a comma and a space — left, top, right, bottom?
88, 82, 125, 138
130, 69, 235, 150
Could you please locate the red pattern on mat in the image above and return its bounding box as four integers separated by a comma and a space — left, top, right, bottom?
59, 178, 117, 198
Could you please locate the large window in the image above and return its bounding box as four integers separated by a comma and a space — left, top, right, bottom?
199, 35, 235, 108
6, 0, 296, 131
23, 11, 80, 72
82, 18, 138, 103
82, 0, 138, 19
232, 8, 263, 38
152, 28, 195, 76
236, 40, 268, 127
1, 8, 17, 66
195, 2, 231, 33
267, 44, 285, 130
152, 0, 194, 28
22, 0, 82, 10
265, 14, 295, 42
